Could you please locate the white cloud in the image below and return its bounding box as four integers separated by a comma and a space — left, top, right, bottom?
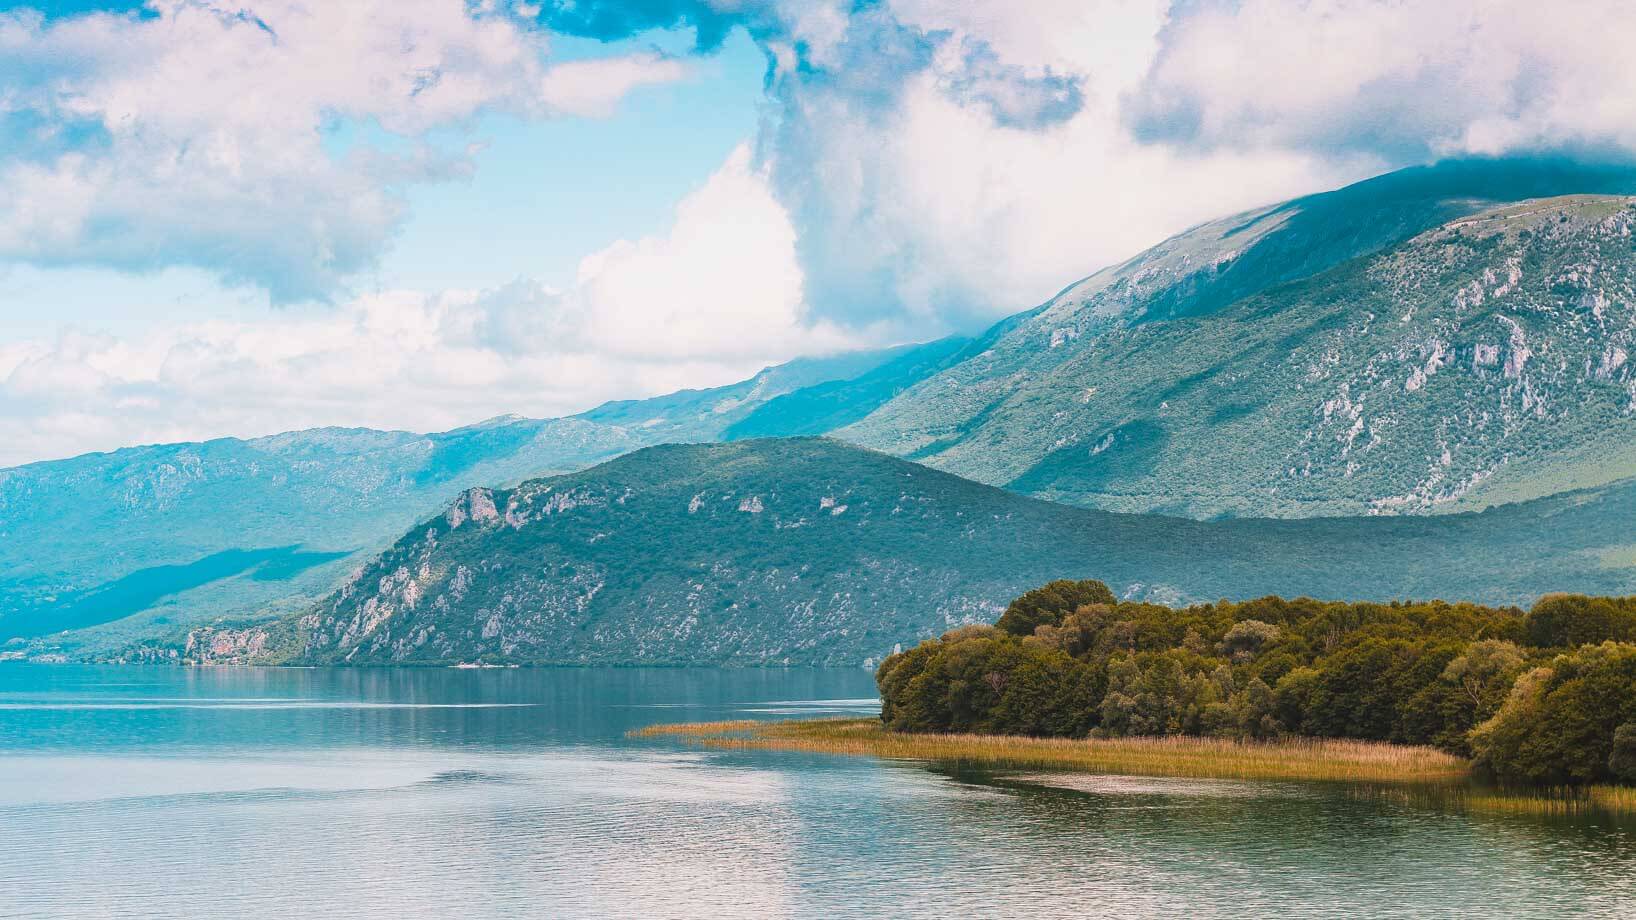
567, 144, 850, 358
0, 1, 689, 301
764, 1, 1355, 330
1127, 0, 1636, 158
540, 52, 693, 117
732, 0, 1636, 333
0, 146, 860, 465
888, 0, 1164, 81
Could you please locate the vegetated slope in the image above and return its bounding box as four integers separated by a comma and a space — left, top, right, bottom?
843, 157, 1636, 517
995, 196, 1636, 516
721, 336, 972, 439
575, 340, 962, 441
270, 438, 1636, 668
0, 341, 962, 654
0, 419, 637, 653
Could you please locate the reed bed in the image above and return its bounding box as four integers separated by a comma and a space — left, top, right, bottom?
629, 719, 761, 738
633, 717, 1470, 785
1464, 785, 1636, 817
1595, 784, 1636, 813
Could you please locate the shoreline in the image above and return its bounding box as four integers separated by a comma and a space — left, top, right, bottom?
634, 718, 1636, 816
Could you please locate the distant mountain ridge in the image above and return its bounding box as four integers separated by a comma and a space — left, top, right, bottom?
192, 438, 1636, 667
0, 340, 968, 656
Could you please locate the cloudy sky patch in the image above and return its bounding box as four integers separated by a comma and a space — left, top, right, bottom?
2, 0, 1635, 464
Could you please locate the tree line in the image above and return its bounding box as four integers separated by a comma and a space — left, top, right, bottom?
876, 581, 1636, 786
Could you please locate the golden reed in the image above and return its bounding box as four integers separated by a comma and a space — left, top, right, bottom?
632, 717, 1469, 784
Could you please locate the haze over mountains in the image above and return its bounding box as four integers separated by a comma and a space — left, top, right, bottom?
10, 156, 1636, 663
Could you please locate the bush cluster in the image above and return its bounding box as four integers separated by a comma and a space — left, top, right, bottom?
876, 582, 1636, 786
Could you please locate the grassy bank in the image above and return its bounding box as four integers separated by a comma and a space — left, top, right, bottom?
632, 717, 1470, 785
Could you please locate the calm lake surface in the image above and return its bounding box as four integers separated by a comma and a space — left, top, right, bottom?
2, 664, 1634, 919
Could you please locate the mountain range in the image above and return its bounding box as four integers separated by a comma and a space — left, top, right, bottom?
175, 437, 1636, 667
9, 155, 1636, 663
0, 341, 966, 657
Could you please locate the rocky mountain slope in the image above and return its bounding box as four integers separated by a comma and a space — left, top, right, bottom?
211, 438, 1636, 668
0, 340, 965, 654
845, 158, 1636, 517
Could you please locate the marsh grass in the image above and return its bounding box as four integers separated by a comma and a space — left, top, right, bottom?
1463, 785, 1636, 817
1596, 785, 1636, 813
633, 718, 1469, 784
629, 719, 761, 737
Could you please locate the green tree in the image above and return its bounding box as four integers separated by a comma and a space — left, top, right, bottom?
996, 579, 1116, 636
876, 641, 938, 729
878, 633, 1098, 736
1443, 640, 1527, 708
1219, 619, 1281, 662
1395, 642, 1524, 755
1273, 666, 1321, 735
1610, 723, 1636, 783
1305, 639, 1413, 740
1524, 594, 1636, 647
1471, 643, 1636, 785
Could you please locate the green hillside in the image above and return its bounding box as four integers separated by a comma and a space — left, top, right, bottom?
204, 438, 1636, 668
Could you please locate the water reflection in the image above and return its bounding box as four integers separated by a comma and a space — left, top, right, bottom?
1, 664, 1633, 919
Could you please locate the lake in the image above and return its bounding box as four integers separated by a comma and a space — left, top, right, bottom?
2, 664, 1633, 918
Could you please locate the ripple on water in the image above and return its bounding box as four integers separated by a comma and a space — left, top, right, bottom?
1004, 772, 1297, 799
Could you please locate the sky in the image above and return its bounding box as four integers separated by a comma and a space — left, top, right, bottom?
3, 0, 1636, 466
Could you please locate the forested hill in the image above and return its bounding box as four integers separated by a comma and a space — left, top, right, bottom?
218, 438, 1636, 667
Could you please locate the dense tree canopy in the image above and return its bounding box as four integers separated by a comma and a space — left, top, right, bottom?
1523, 595, 1636, 648
876, 586, 1636, 787
1469, 642, 1636, 785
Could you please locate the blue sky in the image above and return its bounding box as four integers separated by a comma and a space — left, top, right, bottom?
1, 21, 769, 334
377, 30, 767, 295
2, 0, 1634, 465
